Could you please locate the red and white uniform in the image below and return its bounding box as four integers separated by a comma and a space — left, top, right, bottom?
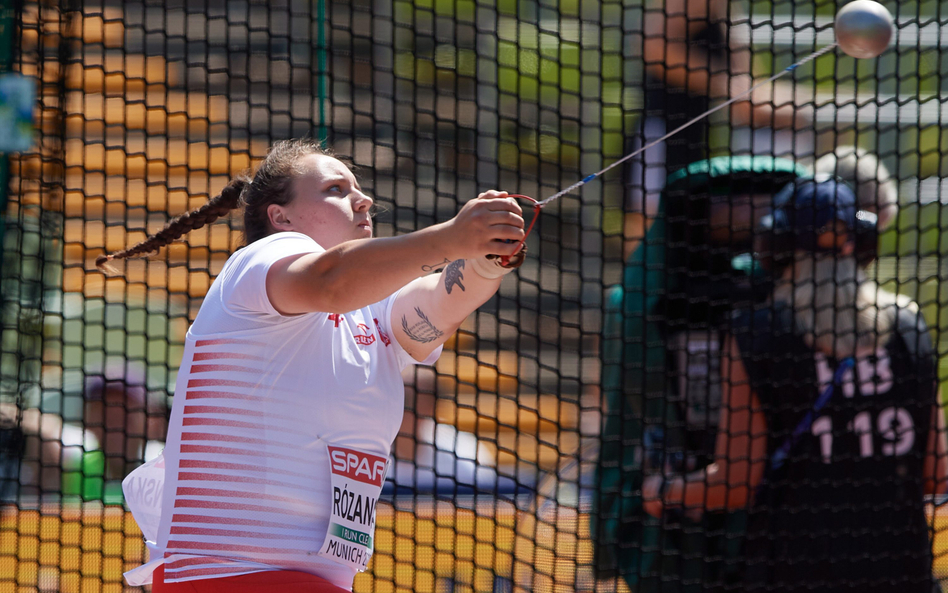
123, 232, 440, 590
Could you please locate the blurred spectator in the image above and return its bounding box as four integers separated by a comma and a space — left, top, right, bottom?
84, 367, 168, 482
642, 179, 947, 592
624, 0, 812, 259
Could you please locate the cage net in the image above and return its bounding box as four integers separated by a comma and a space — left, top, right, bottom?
0, 0, 946, 592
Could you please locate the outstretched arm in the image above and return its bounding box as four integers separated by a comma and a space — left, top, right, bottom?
390, 248, 524, 361
265, 191, 524, 316
643, 335, 768, 515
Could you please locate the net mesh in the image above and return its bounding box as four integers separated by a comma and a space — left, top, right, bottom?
0, 0, 944, 592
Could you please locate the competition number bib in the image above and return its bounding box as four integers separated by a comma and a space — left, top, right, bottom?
317, 445, 387, 572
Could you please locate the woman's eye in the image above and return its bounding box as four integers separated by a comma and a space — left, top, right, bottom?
328, 185, 342, 193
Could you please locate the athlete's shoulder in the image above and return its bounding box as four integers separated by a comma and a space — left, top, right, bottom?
221, 232, 323, 273
239, 231, 321, 256
890, 303, 934, 361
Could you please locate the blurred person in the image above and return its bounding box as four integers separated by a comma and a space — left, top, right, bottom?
641, 178, 948, 592
0, 402, 102, 503
98, 138, 526, 592
83, 369, 168, 483
815, 145, 899, 230
624, 0, 813, 260
593, 156, 808, 593
0, 365, 166, 505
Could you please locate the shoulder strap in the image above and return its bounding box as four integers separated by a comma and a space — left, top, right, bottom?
767, 357, 854, 473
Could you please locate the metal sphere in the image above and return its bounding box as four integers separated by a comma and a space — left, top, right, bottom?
835, 0, 894, 59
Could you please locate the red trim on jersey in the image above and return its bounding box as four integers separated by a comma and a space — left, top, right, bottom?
175, 487, 309, 505
182, 405, 286, 418
181, 417, 263, 429
189, 364, 263, 374
180, 432, 270, 445
180, 418, 310, 439
179, 444, 300, 462
171, 514, 303, 530
182, 418, 259, 429
179, 432, 303, 450
166, 565, 247, 580
185, 391, 274, 402
162, 566, 265, 580
194, 338, 265, 348
176, 472, 298, 488
166, 539, 311, 555
164, 556, 239, 570
178, 459, 305, 478
172, 499, 313, 517
169, 526, 314, 540
192, 352, 266, 361
187, 379, 261, 389
152, 565, 350, 592
181, 420, 311, 443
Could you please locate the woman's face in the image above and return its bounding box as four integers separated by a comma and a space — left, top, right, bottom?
277, 154, 374, 249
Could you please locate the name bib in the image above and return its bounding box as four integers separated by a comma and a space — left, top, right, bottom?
317, 445, 387, 572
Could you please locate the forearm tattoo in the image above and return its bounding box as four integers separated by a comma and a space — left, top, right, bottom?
443, 260, 466, 294
421, 258, 451, 273
401, 307, 445, 343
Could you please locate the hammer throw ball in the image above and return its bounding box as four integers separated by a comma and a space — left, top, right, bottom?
835, 0, 894, 59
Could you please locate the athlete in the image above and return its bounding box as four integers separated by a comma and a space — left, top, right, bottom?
103, 138, 526, 592
641, 178, 948, 592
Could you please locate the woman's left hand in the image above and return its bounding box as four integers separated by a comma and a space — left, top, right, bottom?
641, 474, 665, 518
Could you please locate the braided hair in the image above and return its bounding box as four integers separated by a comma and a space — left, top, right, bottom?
96, 138, 333, 272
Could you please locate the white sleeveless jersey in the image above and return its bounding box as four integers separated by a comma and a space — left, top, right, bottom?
124, 233, 440, 589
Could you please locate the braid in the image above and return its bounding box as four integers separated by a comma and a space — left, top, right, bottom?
96, 176, 249, 273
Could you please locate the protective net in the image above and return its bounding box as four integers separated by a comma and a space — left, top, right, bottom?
0, 0, 945, 592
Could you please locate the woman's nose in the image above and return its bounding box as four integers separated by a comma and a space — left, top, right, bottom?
353, 190, 374, 211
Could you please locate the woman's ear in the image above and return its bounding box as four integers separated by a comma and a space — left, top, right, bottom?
267, 203, 293, 231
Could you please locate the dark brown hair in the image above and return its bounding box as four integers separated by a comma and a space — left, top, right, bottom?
96, 138, 333, 272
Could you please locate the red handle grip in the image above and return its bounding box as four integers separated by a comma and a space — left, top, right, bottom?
498, 194, 541, 266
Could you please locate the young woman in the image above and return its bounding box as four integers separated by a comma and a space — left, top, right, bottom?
106, 139, 527, 592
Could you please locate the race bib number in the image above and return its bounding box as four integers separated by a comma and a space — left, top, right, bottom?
317, 445, 387, 572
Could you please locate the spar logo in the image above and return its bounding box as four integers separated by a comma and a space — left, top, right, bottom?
354, 323, 376, 347
328, 446, 387, 487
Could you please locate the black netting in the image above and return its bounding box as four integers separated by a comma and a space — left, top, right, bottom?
0, 1, 945, 592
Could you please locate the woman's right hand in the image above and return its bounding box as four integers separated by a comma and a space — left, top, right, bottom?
443, 191, 525, 261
